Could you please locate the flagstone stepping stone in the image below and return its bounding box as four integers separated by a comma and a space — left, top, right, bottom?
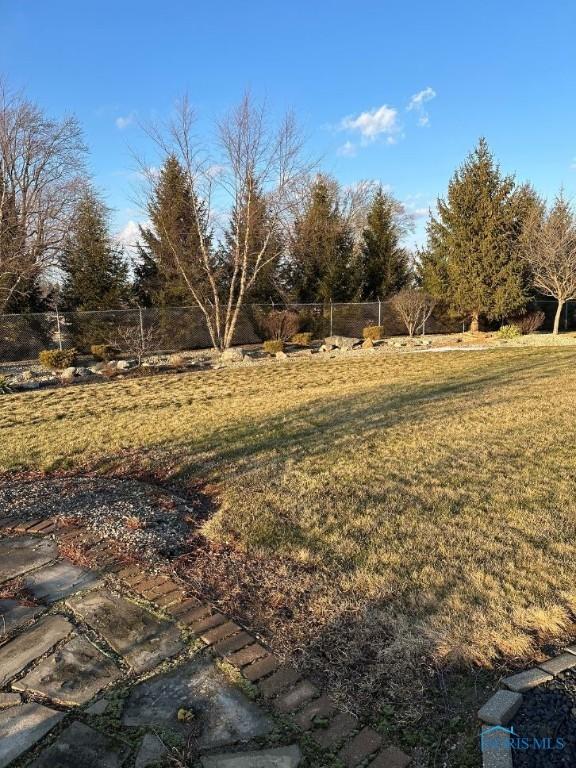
0, 536, 58, 584
0, 614, 73, 686
23, 560, 102, 603
13, 635, 122, 706
67, 588, 183, 673
122, 657, 272, 749
0, 599, 45, 636
28, 721, 130, 768
200, 744, 302, 767
134, 733, 168, 768
0, 702, 64, 768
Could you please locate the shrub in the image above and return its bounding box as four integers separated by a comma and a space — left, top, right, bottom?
0, 376, 12, 394
262, 309, 300, 341
362, 325, 385, 341
263, 339, 284, 354
291, 332, 313, 346
497, 324, 521, 340
511, 311, 545, 335
38, 348, 77, 370
90, 343, 114, 361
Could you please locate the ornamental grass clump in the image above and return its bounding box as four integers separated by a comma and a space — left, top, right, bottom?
362, 325, 385, 341
497, 324, 521, 340
291, 332, 313, 346
263, 340, 284, 355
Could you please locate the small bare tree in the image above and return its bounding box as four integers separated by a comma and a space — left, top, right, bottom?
522, 192, 576, 334
391, 288, 436, 337
0, 80, 86, 312
138, 93, 311, 352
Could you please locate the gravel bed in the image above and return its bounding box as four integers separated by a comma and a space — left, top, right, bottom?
511, 669, 576, 766
0, 476, 198, 561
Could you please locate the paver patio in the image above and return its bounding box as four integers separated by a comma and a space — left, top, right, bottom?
0, 527, 411, 767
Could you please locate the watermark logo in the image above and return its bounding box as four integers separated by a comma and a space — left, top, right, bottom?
481, 725, 565, 753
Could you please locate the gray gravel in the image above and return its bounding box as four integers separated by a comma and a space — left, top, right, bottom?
0, 477, 197, 561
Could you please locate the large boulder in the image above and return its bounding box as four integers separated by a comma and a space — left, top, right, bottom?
324, 335, 361, 351
221, 347, 244, 363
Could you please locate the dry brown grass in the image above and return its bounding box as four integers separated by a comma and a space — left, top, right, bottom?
2, 346, 576, 761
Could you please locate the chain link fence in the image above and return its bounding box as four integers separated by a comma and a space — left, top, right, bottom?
0, 298, 572, 364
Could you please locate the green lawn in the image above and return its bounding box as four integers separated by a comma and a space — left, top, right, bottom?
2, 346, 576, 765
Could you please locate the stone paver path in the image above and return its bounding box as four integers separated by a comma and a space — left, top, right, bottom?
0, 526, 411, 768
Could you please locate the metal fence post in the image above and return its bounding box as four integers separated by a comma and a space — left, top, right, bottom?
330, 299, 333, 336
138, 306, 145, 351
55, 306, 63, 351
378, 297, 381, 328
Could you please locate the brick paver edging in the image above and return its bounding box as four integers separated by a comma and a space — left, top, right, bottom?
0, 515, 412, 768
477, 648, 576, 768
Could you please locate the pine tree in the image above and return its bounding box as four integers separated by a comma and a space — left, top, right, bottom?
289, 175, 355, 302
136, 155, 211, 307
219, 176, 284, 304
60, 189, 129, 310
359, 187, 410, 299
422, 138, 527, 330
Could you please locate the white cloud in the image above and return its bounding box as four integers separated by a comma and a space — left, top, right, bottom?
407, 87, 436, 127
337, 140, 357, 157
115, 113, 134, 130
407, 87, 436, 110
115, 220, 145, 256
340, 104, 399, 143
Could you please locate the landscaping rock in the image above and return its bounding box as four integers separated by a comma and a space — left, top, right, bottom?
0, 535, 58, 584
122, 657, 272, 749
0, 599, 45, 635
116, 359, 135, 370
134, 733, 168, 768
61, 366, 77, 379
275, 351, 288, 360
0, 703, 64, 768
29, 721, 130, 768
200, 744, 302, 767
0, 614, 73, 686
221, 347, 244, 363
23, 560, 102, 603
13, 635, 121, 706
74, 366, 93, 377
362, 337, 374, 349
324, 335, 361, 350
67, 588, 183, 674
477, 690, 523, 725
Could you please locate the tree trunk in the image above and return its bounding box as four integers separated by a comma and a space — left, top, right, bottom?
470, 311, 480, 333
553, 300, 564, 335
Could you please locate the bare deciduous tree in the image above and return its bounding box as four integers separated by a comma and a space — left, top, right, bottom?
522, 192, 576, 334
138, 93, 311, 351
391, 288, 436, 337
0, 80, 86, 312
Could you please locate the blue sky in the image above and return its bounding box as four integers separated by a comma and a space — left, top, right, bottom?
2, 0, 575, 249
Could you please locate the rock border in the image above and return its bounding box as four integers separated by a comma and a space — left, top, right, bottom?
0, 514, 412, 768
477, 648, 576, 767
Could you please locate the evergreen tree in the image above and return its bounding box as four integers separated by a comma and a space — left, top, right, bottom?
219, 176, 284, 304
358, 187, 410, 299
289, 175, 355, 302
61, 189, 129, 310
422, 138, 528, 330
136, 155, 211, 307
